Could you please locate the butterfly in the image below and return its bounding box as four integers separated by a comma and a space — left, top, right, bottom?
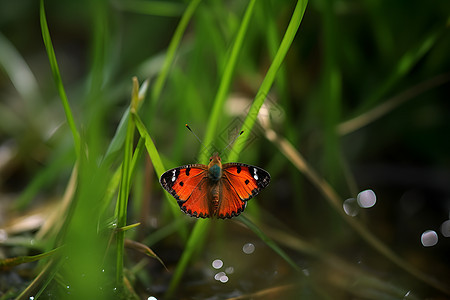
160, 153, 270, 219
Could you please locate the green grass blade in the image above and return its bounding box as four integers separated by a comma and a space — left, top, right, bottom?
364, 29, 441, 110
132, 111, 180, 214
228, 0, 308, 162
150, 0, 203, 108
103, 107, 131, 163
0, 247, 59, 269
133, 114, 167, 180
200, 0, 257, 163
103, 79, 149, 164
39, 0, 80, 157
115, 78, 142, 287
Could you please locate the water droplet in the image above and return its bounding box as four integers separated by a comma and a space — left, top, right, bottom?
225, 266, 234, 274
219, 275, 229, 283
214, 271, 226, 281
242, 243, 255, 254
148, 297, 158, 300
421, 230, 438, 247
343, 198, 359, 216
29, 297, 35, 300
440, 220, 450, 237
212, 259, 223, 269
357, 189, 376, 208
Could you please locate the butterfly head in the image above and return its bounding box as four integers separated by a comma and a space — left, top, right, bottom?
208, 152, 222, 181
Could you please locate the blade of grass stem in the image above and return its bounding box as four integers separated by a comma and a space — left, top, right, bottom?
365, 29, 441, 110
200, 0, 257, 163
115, 78, 139, 286
150, 0, 202, 109
132, 112, 180, 214
103, 79, 148, 164
15, 260, 57, 300
228, 0, 308, 162
39, 0, 80, 157
0, 247, 60, 269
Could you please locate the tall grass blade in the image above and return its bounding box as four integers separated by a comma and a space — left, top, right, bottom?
228, 0, 308, 162
150, 0, 203, 108
364, 29, 442, 110
132, 111, 180, 214
115, 78, 140, 286
200, 0, 257, 163
39, 0, 80, 157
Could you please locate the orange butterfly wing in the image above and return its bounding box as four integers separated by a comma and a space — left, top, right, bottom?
159, 164, 208, 215
218, 163, 270, 218
160, 164, 211, 218
180, 178, 211, 218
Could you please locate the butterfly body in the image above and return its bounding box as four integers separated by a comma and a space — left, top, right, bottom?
160, 153, 270, 219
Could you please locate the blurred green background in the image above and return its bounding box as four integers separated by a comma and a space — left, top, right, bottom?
0, 0, 449, 299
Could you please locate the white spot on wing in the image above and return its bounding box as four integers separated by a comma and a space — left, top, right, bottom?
253, 168, 258, 180
171, 170, 176, 182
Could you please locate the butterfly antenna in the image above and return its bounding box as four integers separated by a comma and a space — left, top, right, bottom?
185, 124, 209, 153
222, 130, 244, 152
